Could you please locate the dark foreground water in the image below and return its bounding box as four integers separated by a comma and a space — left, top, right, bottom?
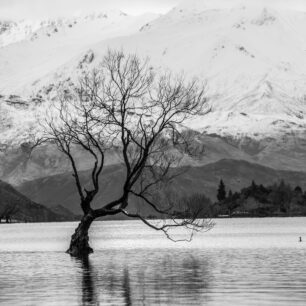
0, 218, 305, 305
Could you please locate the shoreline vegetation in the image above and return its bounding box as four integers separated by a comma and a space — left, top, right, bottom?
212, 179, 306, 218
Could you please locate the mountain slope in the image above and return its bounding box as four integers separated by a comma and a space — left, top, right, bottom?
1, 130, 306, 187
16, 159, 306, 215
0, 180, 76, 222
0, 11, 158, 94
75, 3, 306, 138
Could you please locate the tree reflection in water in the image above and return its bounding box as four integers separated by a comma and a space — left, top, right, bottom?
123, 268, 132, 306
74, 250, 212, 305
74, 256, 98, 306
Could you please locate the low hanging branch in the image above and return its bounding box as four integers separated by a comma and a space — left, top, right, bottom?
39, 49, 213, 257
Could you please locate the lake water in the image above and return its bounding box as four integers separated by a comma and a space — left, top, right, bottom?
0, 218, 305, 305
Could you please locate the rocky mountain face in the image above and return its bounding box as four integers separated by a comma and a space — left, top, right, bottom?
0, 1, 306, 210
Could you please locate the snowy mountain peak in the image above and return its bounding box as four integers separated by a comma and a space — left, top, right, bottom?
0, 10, 130, 48
177, 0, 306, 13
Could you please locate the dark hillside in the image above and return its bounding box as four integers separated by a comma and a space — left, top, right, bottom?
0, 180, 77, 222
16, 159, 306, 215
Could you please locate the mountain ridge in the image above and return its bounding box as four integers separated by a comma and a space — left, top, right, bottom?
16, 159, 306, 215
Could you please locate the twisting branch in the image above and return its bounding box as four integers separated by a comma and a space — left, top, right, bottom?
120, 209, 214, 242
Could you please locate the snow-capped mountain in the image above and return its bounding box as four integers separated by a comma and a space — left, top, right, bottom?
1, 0, 306, 182
76, 2, 306, 139
1, 1, 306, 139
0, 10, 159, 143
0, 10, 158, 94
0, 10, 135, 48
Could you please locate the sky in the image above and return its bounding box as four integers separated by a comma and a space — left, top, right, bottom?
0, 0, 180, 20
1, 0, 306, 20
179, 0, 306, 11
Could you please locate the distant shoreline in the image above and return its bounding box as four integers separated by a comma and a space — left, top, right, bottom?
1, 215, 306, 224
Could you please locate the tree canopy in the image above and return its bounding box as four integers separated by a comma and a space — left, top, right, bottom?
38, 50, 213, 256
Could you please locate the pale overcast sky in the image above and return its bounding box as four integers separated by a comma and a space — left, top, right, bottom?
0, 0, 180, 19
1, 0, 306, 20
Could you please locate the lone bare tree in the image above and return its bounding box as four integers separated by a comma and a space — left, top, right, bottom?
41, 50, 213, 257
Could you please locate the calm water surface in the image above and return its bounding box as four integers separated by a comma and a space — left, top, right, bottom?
0, 218, 305, 305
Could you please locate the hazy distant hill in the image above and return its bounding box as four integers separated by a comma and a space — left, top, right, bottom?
2, 132, 306, 189
0, 180, 77, 222
16, 159, 306, 215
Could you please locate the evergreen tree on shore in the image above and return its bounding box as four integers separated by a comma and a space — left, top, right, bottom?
217, 179, 226, 202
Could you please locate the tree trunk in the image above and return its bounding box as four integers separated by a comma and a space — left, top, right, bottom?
67, 213, 95, 257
